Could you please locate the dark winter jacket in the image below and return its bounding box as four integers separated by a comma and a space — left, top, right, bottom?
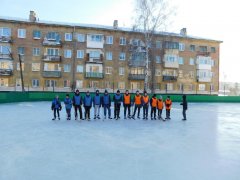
180, 99, 188, 110
52, 98, 62, 110
73, 93, 82, 106
64, 98, 72, 110
83, 95, 92, 107
113, 94, 122, 105
93, 95, 101, 106
101, 94, 111, 106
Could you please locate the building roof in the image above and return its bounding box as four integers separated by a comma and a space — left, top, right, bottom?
0, 16, 223, 43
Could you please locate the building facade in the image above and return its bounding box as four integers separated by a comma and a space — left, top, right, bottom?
0, 11, 222, 94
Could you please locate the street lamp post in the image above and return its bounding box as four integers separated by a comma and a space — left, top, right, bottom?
18, 54, 25, 92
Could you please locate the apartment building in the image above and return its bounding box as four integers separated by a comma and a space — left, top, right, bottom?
0, 11, 222, 94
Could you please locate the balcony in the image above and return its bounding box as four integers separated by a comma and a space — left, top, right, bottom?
0, 69, 13, 76
128, 74, 145, 80
197, 64, 211, 70
0, 54, 13, 60
163, 61, 179, 68
43, 55, 61, 62
42, 39, 62, 46
42, 71, 61, 78
0, 36, 12, 43
197, 76, 212, 82
197, 51, 210, 56
86, 54, 103, 64
162, 75, 178, 81
85, 72, 104, 78
129, 60, 146, 67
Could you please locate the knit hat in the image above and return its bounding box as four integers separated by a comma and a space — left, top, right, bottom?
117, 90, 120, 93
105, 89, 108, 93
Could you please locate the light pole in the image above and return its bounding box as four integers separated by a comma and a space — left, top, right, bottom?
18, 54, 25, 92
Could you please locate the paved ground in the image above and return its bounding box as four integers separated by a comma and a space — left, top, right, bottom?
0, 102, 240, 180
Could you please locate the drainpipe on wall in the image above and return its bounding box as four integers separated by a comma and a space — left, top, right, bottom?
72, 26, 77, 91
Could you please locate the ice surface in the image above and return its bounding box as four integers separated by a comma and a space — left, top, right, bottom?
0, 102, 240, 180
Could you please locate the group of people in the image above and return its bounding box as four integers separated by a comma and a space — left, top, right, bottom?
51, 89, 188, 121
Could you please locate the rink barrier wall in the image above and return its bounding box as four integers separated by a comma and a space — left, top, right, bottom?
0, 92, 240, 104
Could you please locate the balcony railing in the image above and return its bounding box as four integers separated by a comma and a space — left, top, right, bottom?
0, 69, 13, 76
129, 60, 146, 67
42, 71, 61, 78
42, 39, 62, 46
86, 53, 103, 63
85, 72, 104, 78
43, 55, 61, 62
162, 75, 178, 81
0, 36, 12, 43
0, 54, 13, 60
197, 51, 210, 56
128, 74, 145, 80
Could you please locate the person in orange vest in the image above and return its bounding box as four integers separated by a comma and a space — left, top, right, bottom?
165, 96, 172, 120
123, 90, 132, 119
132, 90, 142, 119
141, 91, 149, 120
157, 96, 164, 120
150, 94, 157, 120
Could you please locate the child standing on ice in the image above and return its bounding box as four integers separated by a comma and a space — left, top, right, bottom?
180, 95, 188, 120
51, 95, 62, 120
83, 91, 92, 121
157, 96, 164, 120
64, 94, 72, 120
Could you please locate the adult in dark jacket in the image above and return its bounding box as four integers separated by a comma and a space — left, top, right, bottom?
180, 95, 188, 120
123, 90, 131, 119
150, 94, 157, 120
72, 89, 83, 120
83, 91, 92, 120
141, 91, 149, 120
113, 90, 123, 120
93, 89, 101, 119
101, 90, 112, 119
51, 95, 62, 120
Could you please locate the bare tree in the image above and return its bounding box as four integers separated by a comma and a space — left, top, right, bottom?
132, 0, 175, 92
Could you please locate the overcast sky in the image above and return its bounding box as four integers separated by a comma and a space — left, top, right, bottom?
1, 0, 239, 82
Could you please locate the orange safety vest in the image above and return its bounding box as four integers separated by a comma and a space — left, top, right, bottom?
124, 94, 131, 104
151, 98, 157, 107
157, 99, 164, 110
142, 96, 149, 104
165, 99, 172, 110
135, 95, 142, 105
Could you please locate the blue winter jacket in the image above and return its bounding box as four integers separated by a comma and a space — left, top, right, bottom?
52, 98, 62, 110
101, 94, 111, 106
113, 94, 122, 104
93, 95, 101, 106
73, 94, 82, 106
83, 95, 92, 107
64, 98, 72, 110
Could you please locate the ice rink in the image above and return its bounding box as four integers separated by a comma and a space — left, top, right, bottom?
0, 102, 240, 180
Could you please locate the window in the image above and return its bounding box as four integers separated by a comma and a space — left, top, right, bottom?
119, 67, 125, 75
33, 30, 41, 39
18, 29, 26, 38
76, 65, 83, 73
90, 34, 103, 42
0, 27, 11, 36
119, 37, 126, 45
32, 63, 40, 71
178, 57, 184, 65
45, 80, 57, 88
118, 82, 125, 89
43, 63, 60, 71
105, 67, 112, 74
199, 46, 208, 52
16, 78, 22, 87
105, 81, 112, 89
47, 48, 59, 56
164, 41, 179, 49
64, 64, 71, 72
165, 55, 178, 62
32, 79, 39, 88
156, 56, 161, 63
167, 83, 173, 91
64, 49, 72, 58
106, 52, 112, 60
89, 51, 100, 58
77, 50, 84, 59
46, 32, 60, 41
17, 63, 24, 71
76, 34, 85, 42
156, 41, 162, 49
64, 80, 70, 88
179, 84, 183, 91
65, 33, 72, 41
155, 69, 161, 76
211, 60, 215, 67
119, 52, 126, 60
211, 47, 216, 53
33, 47, 40, 56
18, 47, 25, 55
0, 45, 11, 54
179, 43, 185, 51
210, 84, 214, 91
106, 36, 113, 44
190, 45, 195, 51
76, 80, 83, 88
189, 58, 195, 65
199, 84, 206, 91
